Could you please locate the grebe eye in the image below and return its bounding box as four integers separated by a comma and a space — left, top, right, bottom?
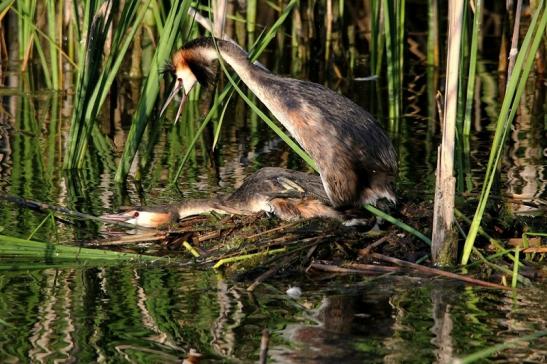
133, 211, 139, 218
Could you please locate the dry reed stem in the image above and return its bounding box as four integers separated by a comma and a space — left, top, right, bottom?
431, 0, 463, 263
370, 253, 511, 290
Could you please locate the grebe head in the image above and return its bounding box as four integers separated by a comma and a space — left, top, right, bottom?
102, 209, 175, 228
161, 39, 218, 123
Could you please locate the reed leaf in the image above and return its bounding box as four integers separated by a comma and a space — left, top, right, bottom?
212, 91, 234, 151
32, 29, 52, 88
365, 205, 431, 246
0, 0, 14, 13
461, 2, 547, 264
0, 234, 159, 262
463, 0, 482, 137
46, 0, 59, 88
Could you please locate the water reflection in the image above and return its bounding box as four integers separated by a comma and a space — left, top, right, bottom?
268, 279, 547, 363
504, 75, 546, 215
0, 264, 546, 362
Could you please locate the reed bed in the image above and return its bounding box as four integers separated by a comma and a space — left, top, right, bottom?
0, 0, 545, 274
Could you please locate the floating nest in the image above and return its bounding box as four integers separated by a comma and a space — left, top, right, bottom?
94, 201, 545, 291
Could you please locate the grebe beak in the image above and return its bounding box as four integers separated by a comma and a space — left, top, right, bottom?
160, 79, 188, 124
101, 210, 174, 228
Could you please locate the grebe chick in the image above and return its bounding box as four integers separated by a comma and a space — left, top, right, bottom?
162, 37, 398, 209
102, 167, 343, 228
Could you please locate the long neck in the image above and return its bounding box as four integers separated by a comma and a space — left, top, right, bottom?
190, 38, 296, 139
175, 198, 226, 218
204, 40, 301, 139
199, 39, 270, 102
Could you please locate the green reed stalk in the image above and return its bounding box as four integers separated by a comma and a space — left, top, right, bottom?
461, 2, 547, 265
170, 94, 223, 183
382, 0, 396, 119
456, 1, 468, 132
426, 0, 439, 68
33, 29, 53, 88
212, 92, 235, 150
46, 0, 59, 88
370, 0, 383, 76
27, 212, 54, 240
382, 0, 404, 126
511, 247, 520, 288
397, 0, 404, 95
466, 248, 529, 286
0, 0, 13, 14
16, 0, 34, 61
454, 209, 521, 265
463, 0, 482, 137
81, 0, 148, 163
13, 0, 57, 87
246, 0, 257, 46
461, 1, 482, 193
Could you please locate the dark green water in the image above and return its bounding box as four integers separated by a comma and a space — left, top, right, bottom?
0, 265, 546, 362
0, 36, 546, 364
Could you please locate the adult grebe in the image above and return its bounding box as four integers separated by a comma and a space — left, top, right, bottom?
102, 167, 342, 228
162, 37, 398, 209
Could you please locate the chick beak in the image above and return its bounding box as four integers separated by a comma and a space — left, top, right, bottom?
160, 78, 188, 124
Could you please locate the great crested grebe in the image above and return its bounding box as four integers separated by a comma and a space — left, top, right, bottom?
102, 167, 343, 228
162, 37, 398, 209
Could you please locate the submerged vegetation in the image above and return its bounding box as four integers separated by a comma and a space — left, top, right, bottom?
0, 0, 546, 360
